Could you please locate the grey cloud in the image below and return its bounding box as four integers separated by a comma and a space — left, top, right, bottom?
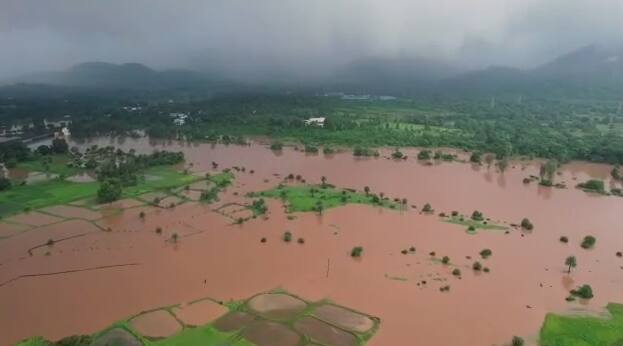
0, 0, 622, 80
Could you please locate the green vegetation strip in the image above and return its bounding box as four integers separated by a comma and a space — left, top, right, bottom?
251, 184, 400, 213
0, 166, 202, 217
539, 303, 623, 346
443, 215, 507, 234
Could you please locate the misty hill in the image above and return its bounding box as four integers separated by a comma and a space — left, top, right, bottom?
441, 45, 623, 99
5, 45, 623, 100
330, 57, 460, 95
14, 62, 210, 90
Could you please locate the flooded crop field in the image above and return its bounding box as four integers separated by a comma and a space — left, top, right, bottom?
1, 137, 623, 345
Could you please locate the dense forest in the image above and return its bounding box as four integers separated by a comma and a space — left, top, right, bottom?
2, 90, 623, 164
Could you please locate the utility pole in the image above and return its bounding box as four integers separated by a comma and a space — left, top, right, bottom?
326, 258, 331, 278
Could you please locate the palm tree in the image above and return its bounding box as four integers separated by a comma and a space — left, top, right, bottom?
565, 256, 577, 273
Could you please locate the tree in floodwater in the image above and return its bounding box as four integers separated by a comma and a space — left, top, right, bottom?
565, 255, 577, 273
496, 158, 509, 173
484, 154, 494, 169
511, 336, 524, 346
539, 160, 559, 186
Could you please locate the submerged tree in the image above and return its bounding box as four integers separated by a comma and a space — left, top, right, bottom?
520, 218, 534, 230
351, 246, 364, 257
539, 160, 559, 186
422, 203, 433, 213
565, 256, 577, 273
511, 336, 524, 346
581, 235, 596, 249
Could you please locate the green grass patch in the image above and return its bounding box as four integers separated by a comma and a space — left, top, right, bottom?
14, 154, 81, 178
539, 303, 623, 346
198, 172, 234, 203
123, 166, 203, 197
0, 166, 203, 217
153, 325, 252, 346
0, 180, 99, 216
14, 337, 48, 346
251, 184, 400, 213
443, 215, 507, 234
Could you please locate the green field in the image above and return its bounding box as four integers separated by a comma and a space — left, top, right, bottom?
251, 184, 400, 213
539, 303, 623, 346
14, 154, 81, 178
0, 166, 202, 217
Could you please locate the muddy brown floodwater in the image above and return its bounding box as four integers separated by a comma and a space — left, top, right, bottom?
1, 137, 623, 346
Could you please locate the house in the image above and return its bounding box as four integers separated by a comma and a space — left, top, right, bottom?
169, 113, 189, 126
304, 117, 326, 127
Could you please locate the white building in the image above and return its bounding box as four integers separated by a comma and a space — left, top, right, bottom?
170, 113, 189, 126
304, 117, 326, 127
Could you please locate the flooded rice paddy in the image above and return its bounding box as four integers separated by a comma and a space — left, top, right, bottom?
1, 137, 623, 345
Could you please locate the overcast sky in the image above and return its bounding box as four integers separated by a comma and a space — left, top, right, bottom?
1, 0, 622, 80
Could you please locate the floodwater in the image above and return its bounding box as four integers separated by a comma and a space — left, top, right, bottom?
1, 137, 623, 346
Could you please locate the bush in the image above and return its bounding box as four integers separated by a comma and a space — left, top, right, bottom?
452, 268, 461, 276
577, 179, 605, 193
283, 231, 292, 242
260, 237, 267, 243
297, 238, 305, 244
353, 146, 378, 157
471, 210, 484, 221
391, 149, 404, 159
304, 144, 319, 153
570, 284, 594, 299
520, 218, 534, 230
441, 256, 450, 264
0, 177, 11, 191
479, 249, 492, 259
270, 141, 283, 150
323, 146, 335, 154
473, 261, 483, 271
511, 336, 524, 346
417, 150, 431, 160
581, 235, 596, 249
351, 246, 363, 257
559, 236, 568, 243
470, 151, 482, 163
422, 203, 433, 213
97, 179, 122, 203
155, 227, 163, 234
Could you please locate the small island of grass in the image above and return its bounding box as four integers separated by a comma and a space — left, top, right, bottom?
442, 212, 507, 234
539, 303, 623, 346
250, 184, 400, 213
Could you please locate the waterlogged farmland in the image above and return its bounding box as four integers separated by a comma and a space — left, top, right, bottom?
1, 137, 623, 346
